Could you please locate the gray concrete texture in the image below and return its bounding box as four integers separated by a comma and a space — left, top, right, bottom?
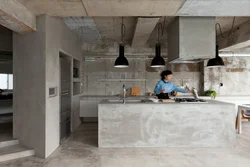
0, 0, 36, 33
98, 101, 236, 148
204, 56, 250, 96
1, 122, 250, 167
167, 17, 215, 62
13, 15, 46, 158
45, 15, 82, 157
14, 0, 250, 17
13, 15, 82, 158
82, 58, 201, 96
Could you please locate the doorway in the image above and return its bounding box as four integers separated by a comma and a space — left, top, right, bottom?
0, 51, 13, 142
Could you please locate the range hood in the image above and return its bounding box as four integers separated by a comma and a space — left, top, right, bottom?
167, 17, 216, 63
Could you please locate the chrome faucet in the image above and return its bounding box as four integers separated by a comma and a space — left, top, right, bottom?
122, 84, 126, 104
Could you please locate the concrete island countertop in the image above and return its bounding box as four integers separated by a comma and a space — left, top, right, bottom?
98, 99, 236, 148
99, 99, 233, 105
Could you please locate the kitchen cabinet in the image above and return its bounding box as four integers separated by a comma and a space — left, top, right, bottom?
60, 54, 71, 142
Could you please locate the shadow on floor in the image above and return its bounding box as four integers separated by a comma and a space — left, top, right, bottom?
0, 122, 13, 142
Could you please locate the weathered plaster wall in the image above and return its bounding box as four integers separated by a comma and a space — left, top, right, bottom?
13, 15, 82, 158
204, 56, 250, 96
45, 15, 82, 158
13, 16, 46, 158
82, 58, 201, 96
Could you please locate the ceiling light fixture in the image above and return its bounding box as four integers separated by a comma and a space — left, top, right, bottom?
207, 44, 225, 68
151, 22, 165, 68
207, 17, 236, 68
114, 17, 129, 68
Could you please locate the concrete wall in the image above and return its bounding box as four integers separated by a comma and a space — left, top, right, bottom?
13, 15, 82, 158
82, 58, 201, 96
13, 16, 46, 158
204, 56, 250, 96
45, 16, 82, 157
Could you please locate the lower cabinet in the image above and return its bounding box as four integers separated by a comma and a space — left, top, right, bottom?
60, 119, 71, 141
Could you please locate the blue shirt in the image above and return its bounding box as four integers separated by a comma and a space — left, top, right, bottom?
154, 80, 188, 95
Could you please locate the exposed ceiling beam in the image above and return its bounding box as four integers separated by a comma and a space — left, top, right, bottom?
217, 20, 250, 51
0, 0, 36, 33
132, 17, 160, 47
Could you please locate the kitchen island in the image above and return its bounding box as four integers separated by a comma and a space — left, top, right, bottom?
98, 100, 236, 148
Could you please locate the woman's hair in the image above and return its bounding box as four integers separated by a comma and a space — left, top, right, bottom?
161, 70, 173, 80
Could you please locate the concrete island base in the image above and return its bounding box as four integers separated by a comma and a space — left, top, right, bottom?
98, 100, 236, 148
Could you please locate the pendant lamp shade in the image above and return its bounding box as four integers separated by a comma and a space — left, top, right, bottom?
151, 43, 165, 68
207, 44, 225, 68
114, 44, 129, 68
114, 17, 129, 68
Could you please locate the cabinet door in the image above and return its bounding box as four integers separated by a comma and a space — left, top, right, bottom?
80, 100, 98, 117
60, 119, 71, 141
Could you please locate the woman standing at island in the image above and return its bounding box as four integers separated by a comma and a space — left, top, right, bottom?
154, 70, 191, 99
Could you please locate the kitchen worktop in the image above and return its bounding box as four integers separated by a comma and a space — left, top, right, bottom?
99, 99, 232, 105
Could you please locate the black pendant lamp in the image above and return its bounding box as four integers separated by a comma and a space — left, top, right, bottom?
151, 43, 165, 67
151, 23, 165, 68
207, 44, 224, 68
114, 17, 129, 68
114, 44, 129, 68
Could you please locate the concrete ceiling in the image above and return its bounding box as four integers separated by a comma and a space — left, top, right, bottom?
16, 0, 250, 17
3, 0, 250, 54
16, 0, 87, 16
65, 16, 250, 46
16, 0, 186, 16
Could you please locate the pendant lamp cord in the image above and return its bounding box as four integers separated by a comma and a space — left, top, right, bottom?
216, 17, 236, 39
157, 16, 166, 43
121, 17, 126, 44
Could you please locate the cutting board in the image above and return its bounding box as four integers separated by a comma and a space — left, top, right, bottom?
131, 87, 140, 96
160, 99, 176, 103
